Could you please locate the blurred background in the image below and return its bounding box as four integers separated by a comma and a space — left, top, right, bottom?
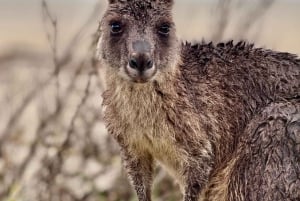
0, 0, 299, 201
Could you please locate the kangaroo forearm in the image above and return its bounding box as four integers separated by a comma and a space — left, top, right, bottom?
121, 147, 154, 201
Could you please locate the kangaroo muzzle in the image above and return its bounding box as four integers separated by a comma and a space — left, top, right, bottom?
126, 40, 157, 83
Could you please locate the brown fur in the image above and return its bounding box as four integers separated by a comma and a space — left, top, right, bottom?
97, 0, 300, 201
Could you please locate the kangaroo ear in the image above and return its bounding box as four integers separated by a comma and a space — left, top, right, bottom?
108, 0, 117, 4
160, 0, 174, 6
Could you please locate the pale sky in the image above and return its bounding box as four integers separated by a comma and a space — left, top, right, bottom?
0, 0, 299, 55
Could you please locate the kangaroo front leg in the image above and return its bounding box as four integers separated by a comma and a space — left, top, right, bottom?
120, 147, 154, 201
183, 154, 214, 201
183, 168, 207, 201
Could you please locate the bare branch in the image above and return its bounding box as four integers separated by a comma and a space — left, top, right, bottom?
234, 0, 276, 39
212, 0, 233, 42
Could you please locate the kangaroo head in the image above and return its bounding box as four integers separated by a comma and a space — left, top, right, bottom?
97, 0, 179, 83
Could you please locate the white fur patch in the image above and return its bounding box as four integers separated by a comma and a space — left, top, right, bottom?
96, 35, 103, 61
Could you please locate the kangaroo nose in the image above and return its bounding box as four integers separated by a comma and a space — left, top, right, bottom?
129, 54, 153, 72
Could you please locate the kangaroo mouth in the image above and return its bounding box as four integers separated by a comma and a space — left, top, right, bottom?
132, 77, 151, 83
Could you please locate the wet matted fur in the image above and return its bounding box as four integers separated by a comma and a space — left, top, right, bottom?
97, 0, 300, 201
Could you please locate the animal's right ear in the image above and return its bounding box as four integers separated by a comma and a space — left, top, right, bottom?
108, 0, 117, 4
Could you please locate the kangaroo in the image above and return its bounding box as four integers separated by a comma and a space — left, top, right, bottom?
96, 0, 300, 200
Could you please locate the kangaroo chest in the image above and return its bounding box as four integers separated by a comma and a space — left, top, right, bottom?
103, 84, 187, 181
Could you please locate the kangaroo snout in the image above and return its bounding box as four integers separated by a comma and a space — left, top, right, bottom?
125, 40, 156, 83
129, 53, 154, 71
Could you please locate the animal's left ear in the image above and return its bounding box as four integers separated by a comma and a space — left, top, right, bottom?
159, 0, 174, 6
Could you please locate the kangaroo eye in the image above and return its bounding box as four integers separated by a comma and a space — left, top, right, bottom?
110, 21, 123, 35
158, 24, 170, 36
